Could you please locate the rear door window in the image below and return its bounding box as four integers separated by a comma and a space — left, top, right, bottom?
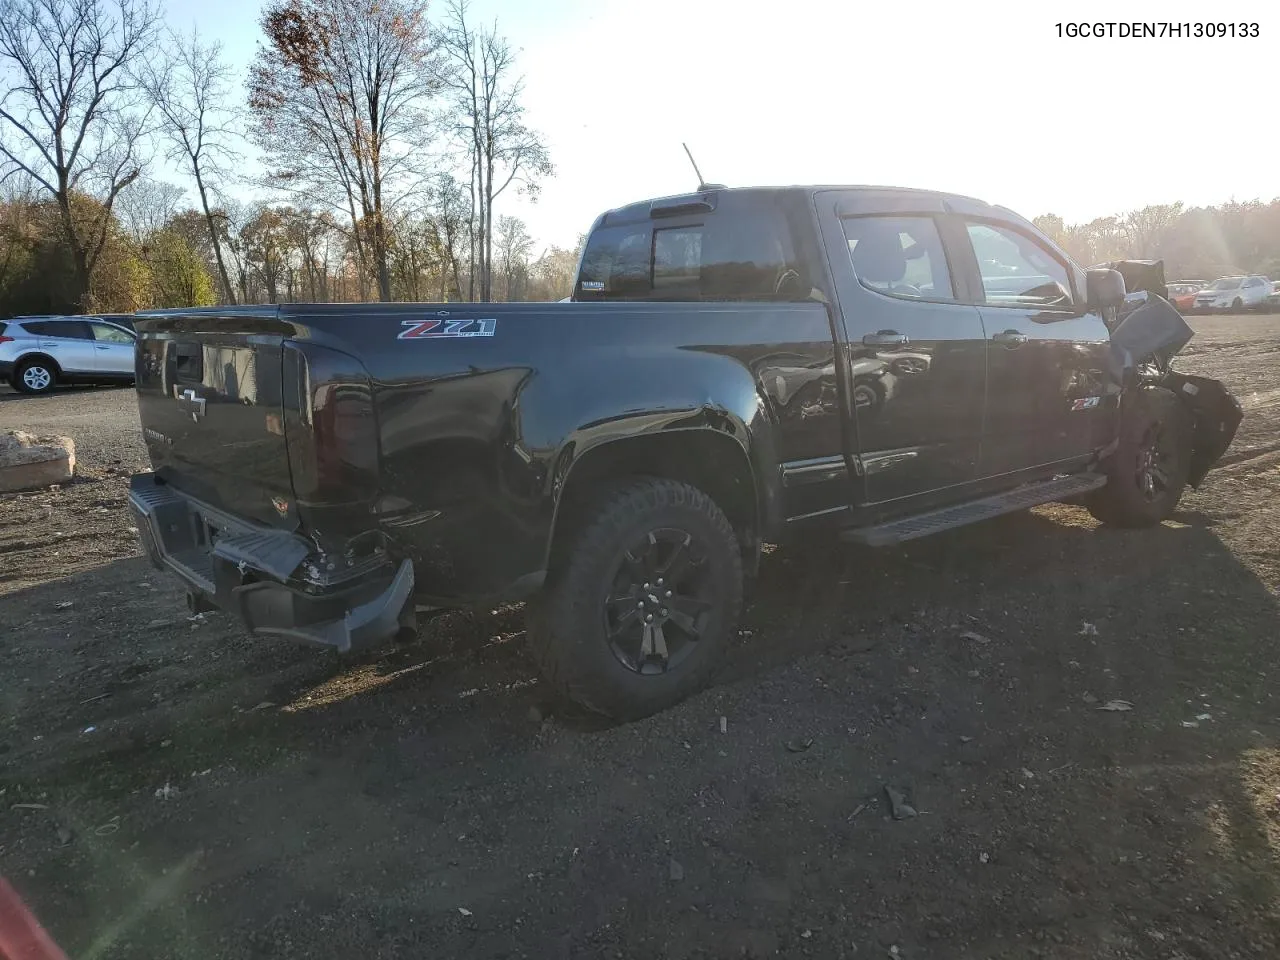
840, 216, 955, 300
34, 320, 92, 339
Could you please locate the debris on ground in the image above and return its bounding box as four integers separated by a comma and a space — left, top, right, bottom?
849, 802, 868, 821
719, 716, 727, 734
154, 782, 178, 801
979, 852, 990, 864
884, 786, 917, 820
668, 858, 685, 882
457, 907, 473, 917
1082, 692, 1099, 704
0, 431, 76, 493
958, 630, 993, 644
54, 601, 73, 609
1079, 622, 1099, 636
786, 737, 814, 753
1097, 700, 1134, 712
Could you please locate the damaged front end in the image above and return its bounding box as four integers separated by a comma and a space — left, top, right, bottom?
1100, 260, 1244, 488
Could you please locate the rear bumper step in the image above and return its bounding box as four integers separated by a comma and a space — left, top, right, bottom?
128, 473, 413, 652
841, 473, 1108, 547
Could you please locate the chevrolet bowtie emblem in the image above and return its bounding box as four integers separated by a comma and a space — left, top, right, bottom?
177, 387, 206, 422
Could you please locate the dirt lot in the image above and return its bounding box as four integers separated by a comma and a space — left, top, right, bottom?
2, 314, 1280, 959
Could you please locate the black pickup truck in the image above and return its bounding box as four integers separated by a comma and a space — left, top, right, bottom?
127, 185, 1242, 720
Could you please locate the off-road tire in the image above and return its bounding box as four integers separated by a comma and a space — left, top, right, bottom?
13, 359, 57, 395
1087, 386, 1191, 528
526, 478, 744, 721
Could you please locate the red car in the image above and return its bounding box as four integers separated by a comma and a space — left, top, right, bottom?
1167, 281, 1206, 312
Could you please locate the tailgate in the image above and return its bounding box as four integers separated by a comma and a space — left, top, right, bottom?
135, 314, 295, 529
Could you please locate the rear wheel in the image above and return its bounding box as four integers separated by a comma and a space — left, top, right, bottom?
1087, 386, 1191, 528
527, 478, 744, 721
14, 359, 56, 395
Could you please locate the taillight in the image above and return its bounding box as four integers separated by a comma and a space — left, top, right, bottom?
0, 336, 14, 344
282, 342, 379, 509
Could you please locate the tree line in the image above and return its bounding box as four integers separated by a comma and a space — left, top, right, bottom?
0, 0, 573, 316
1033, 200, 1280, 282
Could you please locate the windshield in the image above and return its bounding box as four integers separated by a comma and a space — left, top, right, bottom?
1209, 277, 1242, 291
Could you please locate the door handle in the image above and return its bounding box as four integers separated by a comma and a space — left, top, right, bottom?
95, 345, 109, 350
862, 330, 910, 347
992, 330, 1028, 345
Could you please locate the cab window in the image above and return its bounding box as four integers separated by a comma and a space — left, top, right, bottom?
574, 198, 811, 301
965, 222, 1073, 307
840, 216, 955, 300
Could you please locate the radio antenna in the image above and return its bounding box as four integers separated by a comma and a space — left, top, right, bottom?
682, 142, 707, 190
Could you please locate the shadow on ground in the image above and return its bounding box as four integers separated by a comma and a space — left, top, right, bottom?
3, 496, 1280, 959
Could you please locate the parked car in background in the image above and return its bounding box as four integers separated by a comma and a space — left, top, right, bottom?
1193, 275, 1273, 312
1264, 281, 1280, 313
1166, 281, 1206, 312
0, 316, 137, 394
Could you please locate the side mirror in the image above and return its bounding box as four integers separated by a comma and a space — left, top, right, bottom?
1086, 268, 1127, 310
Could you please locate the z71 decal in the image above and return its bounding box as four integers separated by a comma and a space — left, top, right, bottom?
1071, 396, 1101, 411
398, 318, 498, 340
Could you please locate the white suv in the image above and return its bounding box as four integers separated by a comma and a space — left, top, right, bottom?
0, 315, 137, 395
1193, 275, 1273, 312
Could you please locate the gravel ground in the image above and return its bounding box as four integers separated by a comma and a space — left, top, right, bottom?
2, 316, 1280, 959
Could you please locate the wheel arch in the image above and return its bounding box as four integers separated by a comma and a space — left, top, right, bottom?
16, 351, 62, 376
545, 427, 767, 577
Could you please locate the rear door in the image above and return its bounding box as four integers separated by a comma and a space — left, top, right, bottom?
36, 320, 96, 374
816, 190, 988, 504
88, 321, 136, 374
953, 218, 1115, 476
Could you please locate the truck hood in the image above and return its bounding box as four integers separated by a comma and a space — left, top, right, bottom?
1109, 290, 1194, 373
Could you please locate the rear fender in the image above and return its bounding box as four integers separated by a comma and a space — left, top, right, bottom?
1160, 372, 1244, 488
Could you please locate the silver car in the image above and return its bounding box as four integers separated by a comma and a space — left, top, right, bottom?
0, 315, 137, 395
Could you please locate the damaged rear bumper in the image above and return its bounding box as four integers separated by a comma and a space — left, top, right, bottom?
127, 474, 413, 652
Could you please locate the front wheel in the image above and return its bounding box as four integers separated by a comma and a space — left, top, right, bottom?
1232, 297, 1244, 311
527, 478, 744, 721
1087, 386, 1191, 528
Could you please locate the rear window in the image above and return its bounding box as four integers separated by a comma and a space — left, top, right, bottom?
575, 196, 813, 302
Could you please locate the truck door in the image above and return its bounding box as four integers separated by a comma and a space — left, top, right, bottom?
816, 191, 987, 505
951, 218, 1116, 476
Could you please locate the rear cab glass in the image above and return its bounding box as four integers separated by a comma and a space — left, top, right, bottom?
574, 191, 821, 302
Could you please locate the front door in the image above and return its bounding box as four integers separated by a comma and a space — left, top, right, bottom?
817, 192, 988, 505
955, 220, 1116, 476
88, 321, 136, 375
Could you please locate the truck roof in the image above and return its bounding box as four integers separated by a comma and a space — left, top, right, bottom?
598, 184, 1019, 225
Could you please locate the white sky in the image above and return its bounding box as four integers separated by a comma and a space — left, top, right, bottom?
161, 0, 1278, 250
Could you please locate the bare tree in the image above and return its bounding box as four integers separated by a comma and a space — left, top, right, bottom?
439, 0, 551, 301
248, 0, 440, 302
495, 214, 531, 300
139, 27, 240, 303
0, 0, 159, 309
114, 176, 184, 243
